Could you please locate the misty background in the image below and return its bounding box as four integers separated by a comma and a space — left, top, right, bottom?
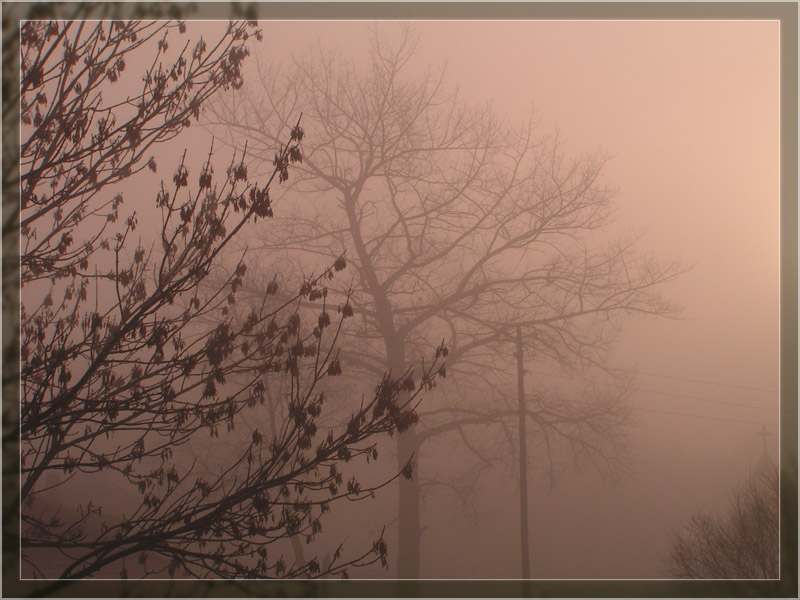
205, 20, 779, 579
19, 18, 779, 581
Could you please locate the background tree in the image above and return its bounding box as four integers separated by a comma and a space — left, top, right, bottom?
18, 18, 444, 580
208, 25, 682, 577
667, 460, 779, 579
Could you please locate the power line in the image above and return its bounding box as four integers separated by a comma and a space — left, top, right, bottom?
635, 387, 778, 413
610, 367, 778, 395
526, 369, 779, 413
637, 456, 704, 508
636, 407, 776, 427
627, 471, 694, 514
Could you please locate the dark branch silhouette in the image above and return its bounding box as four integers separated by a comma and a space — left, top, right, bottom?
667, 460, 778, 579
18, 18, 445, 581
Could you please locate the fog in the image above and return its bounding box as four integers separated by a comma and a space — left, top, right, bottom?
218, 19, 780, 579
19, 19, 779, 582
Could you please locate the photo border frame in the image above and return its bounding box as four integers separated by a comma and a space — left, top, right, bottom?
2, 2, 796, 597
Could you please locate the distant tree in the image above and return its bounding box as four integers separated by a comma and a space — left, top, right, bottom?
667, 461, 779, 579
18, 18, 444, 580
207, 24, 682, 577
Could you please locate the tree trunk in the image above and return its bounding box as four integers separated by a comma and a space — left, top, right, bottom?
384, 338, 421, 578
343, 190, 423, 578
397, 428, 421, 578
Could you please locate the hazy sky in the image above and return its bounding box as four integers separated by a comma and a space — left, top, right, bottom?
248, 18, 779, 384
61, 18, 780, 580
234, 19, 780, 579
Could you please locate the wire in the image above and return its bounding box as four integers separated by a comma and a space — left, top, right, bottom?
627, 470, 695, 514
526, 369, 779, 413
610, 367, 778, 395
635, 407, 777, 427
635, 387, 778, 412
637, 455, 704, 507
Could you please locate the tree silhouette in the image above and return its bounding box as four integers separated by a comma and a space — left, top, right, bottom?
207, 24, 683, 578
18, 18, 445, 580
667, 460, 779, 579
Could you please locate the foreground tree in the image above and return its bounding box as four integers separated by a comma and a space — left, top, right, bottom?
667, 460, 779, 579
3, 2, 201, 584
208, 25, 682, 577
19, 19, 442, 580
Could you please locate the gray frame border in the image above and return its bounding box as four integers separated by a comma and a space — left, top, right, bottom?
2, 2, 796, 597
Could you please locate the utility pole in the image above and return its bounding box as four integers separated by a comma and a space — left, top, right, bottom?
516, 326, 530, 580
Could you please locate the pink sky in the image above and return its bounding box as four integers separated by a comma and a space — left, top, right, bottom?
242, 20, 781, 577
250, 17, 779, 402
40, 18, 778, 579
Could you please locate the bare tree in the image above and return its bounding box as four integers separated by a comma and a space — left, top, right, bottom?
207, 24, 683, 578
667, 460, 779, 579
18, 19, 446, 580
